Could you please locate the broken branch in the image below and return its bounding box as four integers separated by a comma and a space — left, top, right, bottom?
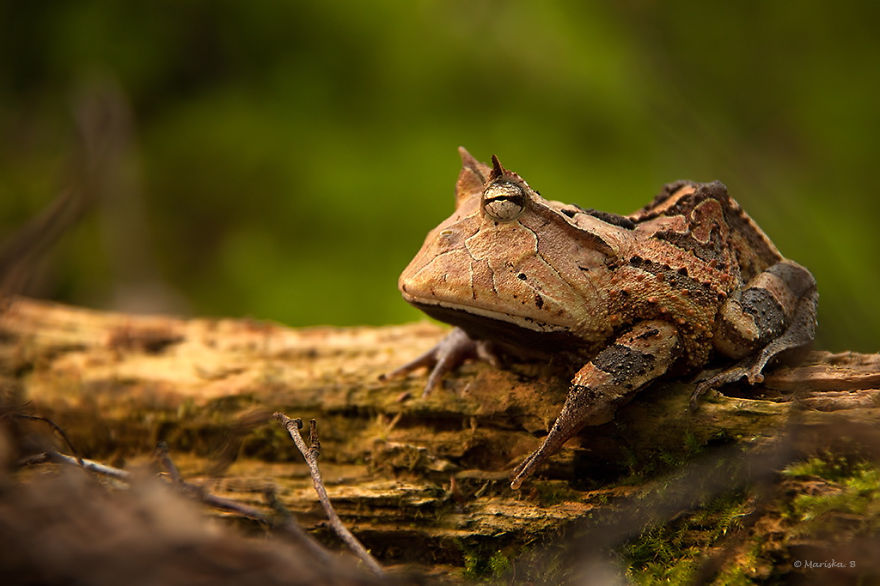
151, 442, 332, 564
274, 412, 384, 577
14, 413, 85, 466
21, 444, 333, 565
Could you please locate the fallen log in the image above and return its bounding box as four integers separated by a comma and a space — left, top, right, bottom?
2, 297, 879, 582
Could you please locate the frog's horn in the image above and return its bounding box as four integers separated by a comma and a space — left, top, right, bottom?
489, 154, 506, 181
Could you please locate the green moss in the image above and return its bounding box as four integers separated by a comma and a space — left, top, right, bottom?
847, 466, 880, 495
783, 454, 863, 482
622, 524, 698, 584
619, 490, 750, 584
615, 428, 713, 485
683, 431, 704, 456
462, 548, 514, 581
463, 552, 484, 579
488, 551, 511, 577
783, 456, 880, 530
621, 454, 880, 584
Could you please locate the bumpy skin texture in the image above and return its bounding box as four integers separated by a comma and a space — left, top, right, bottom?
389, 148, 818, 489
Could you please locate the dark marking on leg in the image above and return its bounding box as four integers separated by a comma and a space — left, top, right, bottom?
592, 344, 656, 384
741, 287, 784, 339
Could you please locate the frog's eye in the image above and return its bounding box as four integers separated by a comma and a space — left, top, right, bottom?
482, 181, 526, 222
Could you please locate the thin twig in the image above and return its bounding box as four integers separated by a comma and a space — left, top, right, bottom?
180, 479, 331, 562
308, 419, 321, 459
263, 486, 292, 520
14, 414, 85, 466
274, 412, 385, 577
24, 446, 332, 565
151, 443, 332, 564
154, 441, 182, 483
41, 450, 130, 481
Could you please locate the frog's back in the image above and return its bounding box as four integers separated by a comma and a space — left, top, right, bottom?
629, 180, 783, 285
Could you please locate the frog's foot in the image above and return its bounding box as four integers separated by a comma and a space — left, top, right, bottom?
690, 362, 755, 408
511, 421, 572, 490
691, 288, 818, 408
380, 327, 501, 397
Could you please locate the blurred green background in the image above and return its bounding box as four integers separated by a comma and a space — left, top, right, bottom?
1, 1, 878, 352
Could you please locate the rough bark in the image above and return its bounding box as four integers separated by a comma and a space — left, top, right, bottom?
2, 297, 879, 581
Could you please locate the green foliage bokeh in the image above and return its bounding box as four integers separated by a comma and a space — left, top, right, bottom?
1, 1, 878, 351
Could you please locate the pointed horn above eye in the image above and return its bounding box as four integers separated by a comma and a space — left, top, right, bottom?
489, 154, 505, 181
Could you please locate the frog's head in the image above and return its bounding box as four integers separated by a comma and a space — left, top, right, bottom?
398, 148, 621, 348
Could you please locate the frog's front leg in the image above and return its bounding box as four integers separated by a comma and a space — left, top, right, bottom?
692, 260, 818, 404
380, 327, 501, 396
510, 320, 680, 489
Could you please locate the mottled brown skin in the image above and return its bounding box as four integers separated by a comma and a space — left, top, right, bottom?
387, 148, 818, 489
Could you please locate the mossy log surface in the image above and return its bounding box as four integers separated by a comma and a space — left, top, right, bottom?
2, 297, 880, 581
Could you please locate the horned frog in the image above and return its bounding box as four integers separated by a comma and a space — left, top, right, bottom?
387, 148, 817, 489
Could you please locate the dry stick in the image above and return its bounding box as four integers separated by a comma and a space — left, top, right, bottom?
14, 414, 85, 466
274, 412, 385, 577
154, 441, 183, 483
25, 445, 332, 565
36, 450, 131, 481
14, 412, 334, 565
151, 442, 332, 565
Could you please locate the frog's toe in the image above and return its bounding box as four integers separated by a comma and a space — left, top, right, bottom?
690, 345, 789, 409
690, 378, 716, 408
690, 364, 750, 409
475, 340, 503, 369
381, 328, 488, 397
379, 347, 439, 381
423, 349, 466, 395
746, 368, 765, 385
420, 329, 489, 396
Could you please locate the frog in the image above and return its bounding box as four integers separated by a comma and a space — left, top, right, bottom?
385, 147, 818, 490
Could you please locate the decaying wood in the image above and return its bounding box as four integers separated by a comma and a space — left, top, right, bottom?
2, 297, 879, 580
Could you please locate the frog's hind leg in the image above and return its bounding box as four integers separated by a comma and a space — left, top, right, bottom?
692, 260, 817, 405
511, 320, 679, 489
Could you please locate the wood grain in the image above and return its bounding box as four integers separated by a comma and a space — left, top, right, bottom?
2, 297, 878, 580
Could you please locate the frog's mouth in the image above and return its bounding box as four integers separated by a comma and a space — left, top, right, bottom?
408, 300, 587, 357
